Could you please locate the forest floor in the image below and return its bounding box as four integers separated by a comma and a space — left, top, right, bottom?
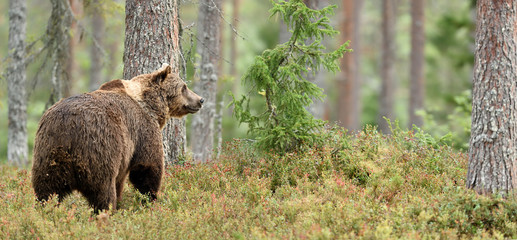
1, 125, 516, 239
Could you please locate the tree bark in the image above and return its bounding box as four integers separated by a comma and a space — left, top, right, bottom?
378, 0, 396, 133
7, 0, 28, 168
124, 0, 184, 165
46, 0, 73, 107
89, 0, 105, 91
64, 0, 82, 97
338, 0, 362, 131
191, 0, 222, 163
409, 0, 425, 128
230, 0, 240, 77
467, 0, 517, 195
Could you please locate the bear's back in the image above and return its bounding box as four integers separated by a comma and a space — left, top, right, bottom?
32, 91, 146, 177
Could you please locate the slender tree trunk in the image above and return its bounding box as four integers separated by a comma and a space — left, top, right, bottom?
230, 0, 240, 77
124, 0, 184, 165
214, 0, 225, 159
7, 0, 28, 168
338, 0, 362, 131
89, 0, 105, 91
467, 0, 517, 195
191, 0, 222, 163
378, 0, 396, 133
64, 0, 82, 97
47, 0, 73, 107
409, 0, 425, 128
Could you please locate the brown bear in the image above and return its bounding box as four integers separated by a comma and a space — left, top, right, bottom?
31, 64, 203, 212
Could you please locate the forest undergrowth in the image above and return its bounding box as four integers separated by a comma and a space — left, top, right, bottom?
1, 124, 516, 239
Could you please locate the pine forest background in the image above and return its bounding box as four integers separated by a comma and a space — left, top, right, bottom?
0, 0, 474, 163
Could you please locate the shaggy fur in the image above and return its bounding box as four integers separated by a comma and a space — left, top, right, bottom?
31, 64, 203, 212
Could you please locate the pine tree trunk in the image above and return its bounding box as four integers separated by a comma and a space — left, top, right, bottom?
89, 0, 105, 91
409, 0, 425, 128
467, 0, 517, 195
338, 0, 362, 131
378, 0, 396, 133
123, 0, 184, 165
191, 0, 222, 163
7, 0, 28, 168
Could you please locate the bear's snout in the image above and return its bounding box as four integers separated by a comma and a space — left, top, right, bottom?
200, 98, 205, 104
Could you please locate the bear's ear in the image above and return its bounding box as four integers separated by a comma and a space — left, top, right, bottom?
152, 63, 172, 84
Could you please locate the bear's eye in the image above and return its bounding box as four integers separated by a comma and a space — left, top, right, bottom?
182, 85, 187, 94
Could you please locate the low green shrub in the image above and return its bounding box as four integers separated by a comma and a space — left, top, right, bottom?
2, 126, 517, 239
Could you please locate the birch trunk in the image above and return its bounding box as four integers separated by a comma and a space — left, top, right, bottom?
7, 0, 28, 167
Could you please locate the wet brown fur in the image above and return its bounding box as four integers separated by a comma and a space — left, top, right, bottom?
31, 65, 203, 212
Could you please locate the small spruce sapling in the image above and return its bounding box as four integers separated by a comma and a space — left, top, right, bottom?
231, 0, 351, 153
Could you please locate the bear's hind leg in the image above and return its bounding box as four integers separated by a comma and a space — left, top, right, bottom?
34, 188, 72, 204
82, 182, 117, 213
32, 173, 73, 204
129, 166, 163, 201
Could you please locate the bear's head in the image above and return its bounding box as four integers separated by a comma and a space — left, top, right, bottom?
124, 64, 204, 128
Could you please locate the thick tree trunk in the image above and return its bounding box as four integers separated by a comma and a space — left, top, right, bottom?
338, 0, 362, 131
89, 0, 105, 91
124, 0, 184, 165
409, 0, 425, 128
467, 0, 517, 195
7, 0, 28, 168
378, 0, 396, 133
191, 0, 222, 163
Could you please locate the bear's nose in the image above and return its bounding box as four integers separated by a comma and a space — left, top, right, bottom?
200, 98, 205, 104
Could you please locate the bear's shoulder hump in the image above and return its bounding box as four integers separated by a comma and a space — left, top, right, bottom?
99, 79, 125, 92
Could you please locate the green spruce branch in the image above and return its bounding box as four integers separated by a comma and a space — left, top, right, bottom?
231, 0, 351, 153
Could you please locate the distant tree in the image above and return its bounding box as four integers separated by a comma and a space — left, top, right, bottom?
88, 0, 105, 91
124, 0, 184, 165
65, 0, 82, 97
230, 0, 240, 77
7, 0, 28, 167
338, 0, 363, 131
191, 0, 222, 163
46, 0, 73, 106
378, 0, 397, 133
467, 1, 517, 195
409, 0, 425, 127
304, 0, 327, 120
